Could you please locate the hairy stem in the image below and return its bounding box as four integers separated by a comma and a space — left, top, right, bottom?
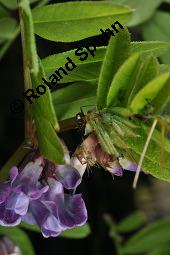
19, 3, 33, 144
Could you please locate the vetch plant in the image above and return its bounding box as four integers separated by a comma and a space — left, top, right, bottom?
0, 0, 170, 253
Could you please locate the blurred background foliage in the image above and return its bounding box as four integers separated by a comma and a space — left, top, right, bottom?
0, 0, 170, 254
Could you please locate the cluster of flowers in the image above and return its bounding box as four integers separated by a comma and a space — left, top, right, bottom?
0, 129, 138, 238
0, 152, 87, 238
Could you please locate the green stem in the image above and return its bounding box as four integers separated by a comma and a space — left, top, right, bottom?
18, 0, 41, 144
104, 215, 124, 255
18, 3, 33, 144
113, 236, 124, 255
110, 227, 124, 255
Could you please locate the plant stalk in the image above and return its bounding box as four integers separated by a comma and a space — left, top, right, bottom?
18, 3, 33, 145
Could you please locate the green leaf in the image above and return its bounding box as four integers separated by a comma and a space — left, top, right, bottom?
60, 224, 90, 239
151, 76, 170, 114
123, 218, 170, 254
142, 11, 170, 64
148, 244, 170, 255
0, 226, 35, 255
20, 223, 40, 233
32, 70, 65, 163
0, 6, 18, 40
52, 80, 97, 121
42, 47, 104, 83
107, 54, 159, 108
56, 96, 96, 122
0, 0, 17, 9
124, 56, 159, 106
32, 2, 132, 42
117, 211, 146, 233
111, 0, 162, 26
124, 123, 170, 181
130, 41, 170, 57
34, 114, 65, 163
130, 72, 170, 114
97, 27, 130, 109
31, 63, 59, 130
0, 17, 18, 40
0, 143, 28, 181
0, 5, 19, 59
42, 41, 170, 84
106, 53, 141, 107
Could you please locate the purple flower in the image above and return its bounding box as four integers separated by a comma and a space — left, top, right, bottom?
23, 178, 87, 238
0, 152, 88, 237
23, 199, 64, 238
54, 157, 87, 189
22, 151, 87, 237
0, 157, 48, 226
45, 178, 87, 228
